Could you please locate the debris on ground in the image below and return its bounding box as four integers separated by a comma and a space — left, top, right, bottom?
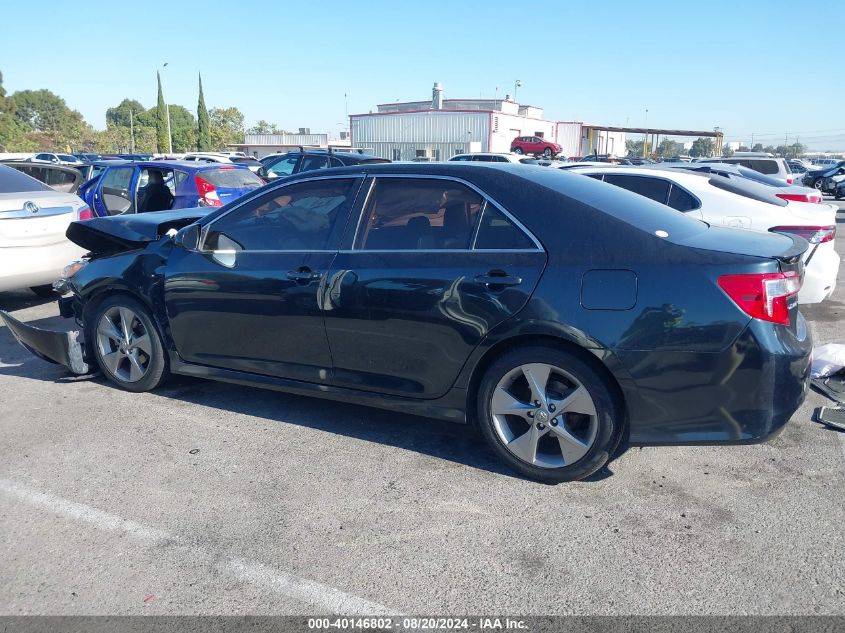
814, 406, 845, 432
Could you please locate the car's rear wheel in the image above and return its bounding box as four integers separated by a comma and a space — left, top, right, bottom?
90, 296, 169, 392
814, 180, 823, 190
477, 345, 620, 483
512, 147, 523, 154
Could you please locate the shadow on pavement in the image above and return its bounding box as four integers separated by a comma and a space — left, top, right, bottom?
0, 316, 628, 483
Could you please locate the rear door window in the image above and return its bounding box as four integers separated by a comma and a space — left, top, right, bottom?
474, 205, 537, 250
99, 166, 135, 215
603, 174, 671, 205
355, 178, 484, 250
667, 184, 700, 212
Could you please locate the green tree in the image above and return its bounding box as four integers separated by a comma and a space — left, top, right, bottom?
752, 143, 764, 152
155, 71, 170, 153
246, 119, 286, 135
763, 145, 776, 155
625, 139, 644, 156
689, 137, 715, 158
789, 142, 806, 158
209, 106, 245, 150
722, 144, 735, 157
196, 73, 210, 151
0, 71, 23, 150
656, 139, 681, 157
106, 99, 146, 128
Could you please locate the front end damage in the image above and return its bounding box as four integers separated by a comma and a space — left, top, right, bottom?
0, 304, 89, 375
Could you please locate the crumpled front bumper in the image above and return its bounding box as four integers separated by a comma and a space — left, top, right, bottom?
0, 310, 89, 375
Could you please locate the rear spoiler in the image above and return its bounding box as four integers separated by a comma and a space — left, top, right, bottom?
66, 208, 211, 255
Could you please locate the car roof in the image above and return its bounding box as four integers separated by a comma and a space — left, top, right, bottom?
100, 160, 254, 171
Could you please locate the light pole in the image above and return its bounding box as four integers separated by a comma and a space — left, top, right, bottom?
643, 108, 649, 157
514, 79, 522, 102
160, 62, 173, 154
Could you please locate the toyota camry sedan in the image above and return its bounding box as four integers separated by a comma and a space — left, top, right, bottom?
0, 163, 812, 482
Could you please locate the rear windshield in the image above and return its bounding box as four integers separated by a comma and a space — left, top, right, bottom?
201, 167, 264, 188
229, 157, 261, 166
0, 165, 52, 193
707, 174, 787, 206
522, 167, 708, 242
734, 166, 787, 187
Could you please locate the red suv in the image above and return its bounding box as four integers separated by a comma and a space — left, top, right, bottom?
510, 136, 562, 158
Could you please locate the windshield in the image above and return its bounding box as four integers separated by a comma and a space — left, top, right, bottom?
229, 157, 262, 166
0, 165, 52, 193
201, 167, 264, 188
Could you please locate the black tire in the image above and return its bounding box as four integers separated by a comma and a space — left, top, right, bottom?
89, 295, 169, 393
543, 148, 552, 158
512, 147, 523, 155
476, 345, 621, 483
814, 180, 823, 190
30, 284, 55, 298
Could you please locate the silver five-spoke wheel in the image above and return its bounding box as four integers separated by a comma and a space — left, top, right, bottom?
96, 306, 152, 383
490, 362, 599, 468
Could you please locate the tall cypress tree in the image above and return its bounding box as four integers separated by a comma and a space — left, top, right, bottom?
155, 71, 169, 153
196, 72, 210, 151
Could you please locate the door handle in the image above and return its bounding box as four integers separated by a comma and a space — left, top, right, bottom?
286, 268, 323, 284
474, 270, 523, 287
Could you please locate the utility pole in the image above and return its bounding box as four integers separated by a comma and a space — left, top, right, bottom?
161, 62, 173, 154
751, 132, 755, 149
129, 108, 135, 154
643, 108, 649, 158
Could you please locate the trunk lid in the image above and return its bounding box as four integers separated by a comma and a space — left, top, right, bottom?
677, 224, 807, 263
0, 191, 81, 248
66, 207, 211, 254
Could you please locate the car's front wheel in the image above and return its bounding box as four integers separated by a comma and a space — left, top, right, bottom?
477, 345, 621, 483
814, 180, 823, 190
543, 148, 552, 158
512, 147, 523, 154
90, 296, 169, 392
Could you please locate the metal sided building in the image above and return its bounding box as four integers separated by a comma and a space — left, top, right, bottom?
350, 83, 557, 161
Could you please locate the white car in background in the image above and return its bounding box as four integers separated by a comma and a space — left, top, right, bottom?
570, 165, 839, 304
0, 164, 89, 296
182, 152, 264, 174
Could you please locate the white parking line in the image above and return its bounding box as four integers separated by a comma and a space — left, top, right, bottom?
0, 478, 172, 545
0, 478, 399, 615
226, 558, 399, 616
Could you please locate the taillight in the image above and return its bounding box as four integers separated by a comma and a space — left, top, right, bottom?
718, 271, 801, 326
786, 178, 794, 185
776, 192, 822, 203
770, 225, 836, 244
194, 175, 223, 207
78, 205, 94, 220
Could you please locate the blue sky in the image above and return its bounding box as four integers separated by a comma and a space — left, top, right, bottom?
2, 0, 843, 149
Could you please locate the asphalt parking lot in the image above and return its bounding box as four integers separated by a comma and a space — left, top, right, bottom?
1, 202, 844, 616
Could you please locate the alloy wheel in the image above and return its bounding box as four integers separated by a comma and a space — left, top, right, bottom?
490, 363, 598, 468
96, 306, 152, 383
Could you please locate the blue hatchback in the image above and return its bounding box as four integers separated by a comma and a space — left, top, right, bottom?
78, 160, 265, 217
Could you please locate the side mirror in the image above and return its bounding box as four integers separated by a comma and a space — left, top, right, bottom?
173, 223, 201, 251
